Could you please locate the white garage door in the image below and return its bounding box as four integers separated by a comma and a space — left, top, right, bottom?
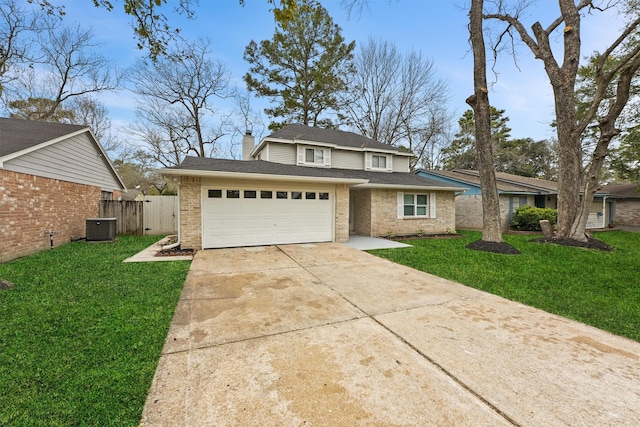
202, 184, 334, 249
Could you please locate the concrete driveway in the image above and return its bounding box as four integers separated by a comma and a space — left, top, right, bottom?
140, 243, 640, 426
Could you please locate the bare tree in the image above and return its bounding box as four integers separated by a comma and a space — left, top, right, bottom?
343, 38, 452, 168
221, 90, 267, 159
4, 21, 121, 121
467, 0, 506, 247
484, 0, 640, 242
0, 0, 37, 94
129, 39, 233, 166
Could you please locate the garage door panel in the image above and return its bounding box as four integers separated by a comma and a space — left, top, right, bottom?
202, 185, 333, 249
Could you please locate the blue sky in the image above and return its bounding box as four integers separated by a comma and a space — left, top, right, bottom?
54, 0, 623, 147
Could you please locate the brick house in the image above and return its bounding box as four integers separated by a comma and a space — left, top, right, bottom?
0, 118, 125, 262
601, 183, 640, 226
161, 125, 465, 250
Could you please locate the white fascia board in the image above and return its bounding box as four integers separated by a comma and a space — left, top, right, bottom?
354, 182, 468, 192
160, 168, 369, 185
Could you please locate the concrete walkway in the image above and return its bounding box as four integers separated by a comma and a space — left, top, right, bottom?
140, 243, 640, 426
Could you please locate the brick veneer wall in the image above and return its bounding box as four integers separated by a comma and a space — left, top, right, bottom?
334, 184, 349, 243
351, 189, 372, 236
179, 175, 202, 249
614, 199, 640, 226
368, 189, 456, 237
455, 194, 536, 231
1, 170, 100, 263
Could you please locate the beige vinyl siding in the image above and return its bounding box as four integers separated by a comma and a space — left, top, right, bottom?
331, 150, 363, 170
265, 142, 296, 164
392, 156, 410, 173
3, 132, 121, 191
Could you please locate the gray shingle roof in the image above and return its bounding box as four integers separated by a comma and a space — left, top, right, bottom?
0, 118, 87, 157
418, 169, 558, 194
168, 156, 462, 189
266, 124, 399, 152
600, 183, 640, 199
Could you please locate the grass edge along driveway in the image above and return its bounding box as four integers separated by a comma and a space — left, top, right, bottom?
0, 235, 190, 427
371, 230, 639, 343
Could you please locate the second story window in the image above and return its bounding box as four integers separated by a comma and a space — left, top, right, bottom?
372, 154, 387, 169
365, 152, 392, 172
298, 145, 331, 167
305, 148, 324, 164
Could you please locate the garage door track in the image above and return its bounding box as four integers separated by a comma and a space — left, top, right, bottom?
141, 243, 640, 426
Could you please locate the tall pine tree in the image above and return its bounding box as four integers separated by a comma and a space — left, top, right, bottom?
243, 0, 355, 130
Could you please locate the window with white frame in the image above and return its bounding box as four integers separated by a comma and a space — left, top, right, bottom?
298, 145, 331, 167
305, 148, 324, 163
372, 154, 387, 169
365, 152, 392, 171
397, 192, 436, 219
404, 193, 429, 216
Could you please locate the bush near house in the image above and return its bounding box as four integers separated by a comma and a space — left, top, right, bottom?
512, 205, 558, 231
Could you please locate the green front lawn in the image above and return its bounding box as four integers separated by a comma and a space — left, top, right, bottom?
0, 236, 190, 426
371, 230, 640, 342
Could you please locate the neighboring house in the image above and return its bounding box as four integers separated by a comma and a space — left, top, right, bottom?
161, 124, 465, 250
416, 169, 611, 231
0, 118, 125, 263
601, 183, 640, 226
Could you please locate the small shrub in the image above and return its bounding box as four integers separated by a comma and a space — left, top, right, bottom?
512, 205, 558, 231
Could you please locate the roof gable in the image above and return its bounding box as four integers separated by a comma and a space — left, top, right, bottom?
0, 117, 125, 191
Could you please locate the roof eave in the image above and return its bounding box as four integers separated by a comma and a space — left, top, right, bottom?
160, 168, 369, 185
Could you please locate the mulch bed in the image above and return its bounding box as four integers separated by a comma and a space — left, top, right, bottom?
386, 233, 464, 241
466, 240, 521, 255
530, 236, 614, 252
155, 246, 196, 257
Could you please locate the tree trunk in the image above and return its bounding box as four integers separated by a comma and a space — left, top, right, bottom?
570, 54, 640, 240
468, 0, 502, 243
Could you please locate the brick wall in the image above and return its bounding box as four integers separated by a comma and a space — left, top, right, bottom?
179, 176, 202, 249
455, 194, 535, 231
368, 189, 456, 237
614, 199, 640, 226
1, 170, 100, 263
334, 184, 350, 243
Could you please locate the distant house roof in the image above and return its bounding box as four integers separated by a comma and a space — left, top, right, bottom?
600, 183, 640, 199
416, 169, 609, 196
163, 156, 466, 191
417, 169, 557, 194
0, 118, 87, 157
252, 124, 412, 157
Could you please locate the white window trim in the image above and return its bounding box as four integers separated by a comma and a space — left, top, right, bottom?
397, 192, 437, 219
365, 152, 393, 172
297, 145, 331, 167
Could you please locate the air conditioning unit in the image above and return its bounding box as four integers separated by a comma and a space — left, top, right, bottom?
86, 218, 117, 241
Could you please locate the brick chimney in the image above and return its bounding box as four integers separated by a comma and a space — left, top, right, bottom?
242, 130, 255, 160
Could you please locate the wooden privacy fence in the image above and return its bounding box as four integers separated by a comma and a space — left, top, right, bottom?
100, 200, 144, 235
99, 196, 178, 236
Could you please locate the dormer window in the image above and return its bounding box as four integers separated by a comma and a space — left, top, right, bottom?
297, 145, 331, 167
365, 152, 392, 172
